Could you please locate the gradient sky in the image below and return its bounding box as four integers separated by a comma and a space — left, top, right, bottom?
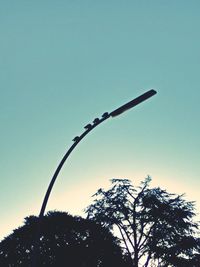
1, 1, 200, 240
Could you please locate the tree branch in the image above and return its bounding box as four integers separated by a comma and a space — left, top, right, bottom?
116, 224, 133, 263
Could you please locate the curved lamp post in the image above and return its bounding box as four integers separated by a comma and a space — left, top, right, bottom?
39, 89, 157, 218
31, 89, 157, 267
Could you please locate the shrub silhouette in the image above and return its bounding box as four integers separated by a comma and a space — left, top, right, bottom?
0, 211, 130, 267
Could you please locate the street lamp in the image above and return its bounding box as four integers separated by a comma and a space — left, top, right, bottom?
39, 89, 157, 218
31, 89, 157, 267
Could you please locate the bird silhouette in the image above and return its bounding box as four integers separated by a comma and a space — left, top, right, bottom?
93, 118, 100, 124
72, 136, 80, 142
84, 123, 92, 130
102, 112, 109, 118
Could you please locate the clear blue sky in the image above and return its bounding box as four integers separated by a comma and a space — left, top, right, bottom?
1, 1, 200, 239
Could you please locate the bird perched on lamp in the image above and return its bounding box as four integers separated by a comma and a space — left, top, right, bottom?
84, 123, 92, 130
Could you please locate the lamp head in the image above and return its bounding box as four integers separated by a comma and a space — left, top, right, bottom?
110, 89, 157, 117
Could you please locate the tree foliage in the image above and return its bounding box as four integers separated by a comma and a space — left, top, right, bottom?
86, 177, 200, 267
0, 211, 130, 267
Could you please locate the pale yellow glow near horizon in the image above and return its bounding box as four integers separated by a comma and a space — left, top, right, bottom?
1, 172, 199, 241
47, 172, 200, 219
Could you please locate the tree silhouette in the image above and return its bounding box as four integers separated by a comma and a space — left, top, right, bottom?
0, 211, 131, 267
86, 177, 200, 267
